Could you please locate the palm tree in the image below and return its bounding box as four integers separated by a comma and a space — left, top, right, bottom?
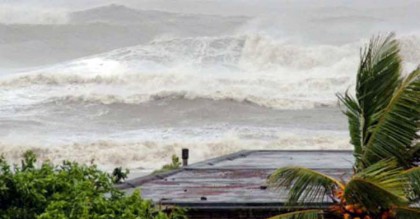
268, 34, 420, 219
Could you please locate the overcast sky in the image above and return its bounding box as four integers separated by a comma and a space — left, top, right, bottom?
3, 0, 420, 14
1, 0, 419, 29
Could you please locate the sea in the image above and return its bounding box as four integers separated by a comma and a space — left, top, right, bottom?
0, 0, 419, 173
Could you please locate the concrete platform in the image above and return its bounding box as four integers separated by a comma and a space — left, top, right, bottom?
117, 150, 354, 218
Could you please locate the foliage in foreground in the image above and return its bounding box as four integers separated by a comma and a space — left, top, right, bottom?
337, 34, 419, 171
0, 151, 186, 219
269, 159, 419, 219
152, 155, 181, 174
268, 34, 420, 219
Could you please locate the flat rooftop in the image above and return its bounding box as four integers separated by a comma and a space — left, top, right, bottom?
117, 150, 354, 209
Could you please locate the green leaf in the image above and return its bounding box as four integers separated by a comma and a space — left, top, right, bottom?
404, 167, 420, 202
153, 154, 181, 174
343, 159, 408, 212
356, 33, 401, 121
268, 167, 344, 205
0, 150, 181, 219
267, 209, 324, 219
337, 92, 363, 166
394, 207, 420, 219
361, 68, 420, 168
339, 33, 420, 170
337, 33, 402, 168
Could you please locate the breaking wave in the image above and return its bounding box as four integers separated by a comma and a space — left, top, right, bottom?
0, 34, 363, 109
2, 33, 419, 109
0, 131, 351, 171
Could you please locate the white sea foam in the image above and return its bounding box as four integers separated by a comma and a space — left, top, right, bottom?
2, 34, 419, 110
0, 34, 362, 109
0, 130, 351, 171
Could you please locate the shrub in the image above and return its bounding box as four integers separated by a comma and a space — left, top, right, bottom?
0, 151, 186, 219
152, 155, 181, 174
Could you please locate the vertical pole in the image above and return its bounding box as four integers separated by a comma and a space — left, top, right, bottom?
182, 148, 189, 166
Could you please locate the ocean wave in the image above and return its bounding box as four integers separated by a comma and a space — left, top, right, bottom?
1, 33, 419, 109
0, 70, 351, 109
101, 34, 360, 70
0, 132, 351, 171
45, 93, 336, 109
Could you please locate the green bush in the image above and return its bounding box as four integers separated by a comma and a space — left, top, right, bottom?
0, 151, 186, 219
152, 155, 181, 174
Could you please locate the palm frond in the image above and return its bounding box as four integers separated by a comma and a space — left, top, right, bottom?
267, 209, 324, 219
337, 92, 363, 167
338, 33, 405, 170
404, 167, 420, 202
356, 33, 401, 118
343, 159, 408, 212
361, 68, 420, 167
394, 207, 420, 219
268, 167, 344, 205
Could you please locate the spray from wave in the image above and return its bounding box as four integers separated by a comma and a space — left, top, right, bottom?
0, 34, 363, 109
1, 131, 351, 171
2, 34, 419, 109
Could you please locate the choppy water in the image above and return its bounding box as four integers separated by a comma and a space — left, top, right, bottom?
1, 1, 419, 172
